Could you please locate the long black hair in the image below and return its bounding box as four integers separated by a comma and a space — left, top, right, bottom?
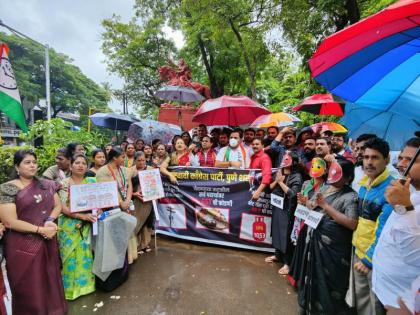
107, 147, 123, 164
13, 149, 37, 179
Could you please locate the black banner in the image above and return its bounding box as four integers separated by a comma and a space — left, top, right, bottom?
156, 167, 275, 252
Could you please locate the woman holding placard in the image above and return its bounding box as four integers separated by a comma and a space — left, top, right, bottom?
296, 158, 358, 315
0, 149, 67, 314
58, 153, 96, 300
265, 151, 303, 276
131, 152, 154, 254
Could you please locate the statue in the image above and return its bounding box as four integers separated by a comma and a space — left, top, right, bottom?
158, 59, 211, 99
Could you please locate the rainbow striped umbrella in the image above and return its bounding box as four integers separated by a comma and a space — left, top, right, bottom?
250, 112, 301, 128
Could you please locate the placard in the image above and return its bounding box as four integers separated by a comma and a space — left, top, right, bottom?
138, 168, 165, 201
305, 210, 324, 229
70, 181, 119, 212
294, 204, 310, 220
270, 194, 284, 209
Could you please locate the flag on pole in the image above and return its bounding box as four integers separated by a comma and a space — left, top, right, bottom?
0, 43, 28, 132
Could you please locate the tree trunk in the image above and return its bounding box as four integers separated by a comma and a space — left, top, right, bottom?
346, 0, 360, 25
228, 19, 257, 100
197, 35, 222, 97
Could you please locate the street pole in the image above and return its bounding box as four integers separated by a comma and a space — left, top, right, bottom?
0, 20, 51, 121
45, 44, 51, 120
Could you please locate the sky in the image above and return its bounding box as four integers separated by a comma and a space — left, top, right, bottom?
0, 0, 184, 113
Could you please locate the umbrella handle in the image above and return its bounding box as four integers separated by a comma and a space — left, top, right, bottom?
403, 146, 420, 177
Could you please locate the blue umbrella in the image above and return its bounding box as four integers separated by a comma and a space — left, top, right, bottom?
340, 103, 420, 151
89, 113, 138, 131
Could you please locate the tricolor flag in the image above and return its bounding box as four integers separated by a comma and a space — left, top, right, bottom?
0, 43, 28, 132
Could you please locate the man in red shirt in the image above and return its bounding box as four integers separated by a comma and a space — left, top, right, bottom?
250, 138, 272, 200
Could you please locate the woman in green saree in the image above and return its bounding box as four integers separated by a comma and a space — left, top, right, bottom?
58, 153, 97, 300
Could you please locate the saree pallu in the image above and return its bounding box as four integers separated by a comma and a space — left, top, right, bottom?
2, 179, 67, 315
58, 177, 96, 300
296, 217, 353, 315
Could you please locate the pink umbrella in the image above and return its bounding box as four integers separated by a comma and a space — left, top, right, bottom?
192, 95, 271, 126
292, 94, 345, 116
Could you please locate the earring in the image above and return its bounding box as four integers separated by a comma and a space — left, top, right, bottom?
16, 169, 20, 176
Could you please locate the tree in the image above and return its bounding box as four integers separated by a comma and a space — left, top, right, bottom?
0, 32, 111, 122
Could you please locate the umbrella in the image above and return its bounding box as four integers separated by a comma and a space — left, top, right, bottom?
292, 94, 345, 116
127, 120, 182, 145
89, 113, 138, 131
192, 95, 271, 126
250, 112, 301, 128
340, 103, 420, 150
155, 85, 205, 103
311, 122, 348, 133
309, 0, 420, 119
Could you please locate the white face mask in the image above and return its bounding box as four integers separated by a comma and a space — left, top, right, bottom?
229, 138, 239, 148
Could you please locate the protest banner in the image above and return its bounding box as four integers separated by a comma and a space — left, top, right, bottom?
156, 167, 275, 252
69, 181, 119, 213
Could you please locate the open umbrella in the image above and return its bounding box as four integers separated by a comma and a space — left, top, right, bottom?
155, 85, 205, 103
192, 95, 271, 126
311, 122, 348, 134
292, 94, 345, 116
251, 112, 301, 128
127, 120, 182, 145
309, 0, 420, 119
341, 103, 420, 150
89, 113, 138, 131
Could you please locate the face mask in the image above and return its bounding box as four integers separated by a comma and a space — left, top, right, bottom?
309, 157, 326, 178
229, 138, 238, 147
280, 152, 293, 168
327, 161, 343, 184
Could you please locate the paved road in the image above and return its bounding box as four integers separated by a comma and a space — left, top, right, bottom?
68, 236, 297, 315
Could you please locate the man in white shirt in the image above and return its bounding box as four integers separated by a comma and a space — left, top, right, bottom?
215, 131, 250, 169
373, 137, 420, 312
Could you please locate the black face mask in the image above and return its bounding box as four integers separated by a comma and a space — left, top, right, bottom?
304, 150, 315, 160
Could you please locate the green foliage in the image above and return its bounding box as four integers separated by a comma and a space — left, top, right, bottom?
0, 32, 111, 123
0, 145, 30, 183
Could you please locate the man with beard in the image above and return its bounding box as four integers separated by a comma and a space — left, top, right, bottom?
300, 137, 316, 177
373, 137, 420, 314
332, 133, 356, 163
243, 128, 256, 152
198, 124, 208, 140
270, 126, 302, 168
351, 137, 394, 315
214, 130, 230, 152
263, 126, 279, 147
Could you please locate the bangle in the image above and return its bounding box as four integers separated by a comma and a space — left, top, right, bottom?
45, 216, 55, 222
36, 226, 40, 234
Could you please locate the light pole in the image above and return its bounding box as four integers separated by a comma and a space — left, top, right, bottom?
0, 19, 51, 120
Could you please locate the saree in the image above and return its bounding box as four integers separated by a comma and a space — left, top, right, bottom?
296, 186, 358, 315
0, 179, 67, 315
58, 177, 96, 300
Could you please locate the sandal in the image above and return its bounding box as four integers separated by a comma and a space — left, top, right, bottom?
144, 246, 152, 253
265, 255, 278, 263
278, 265, 290, 275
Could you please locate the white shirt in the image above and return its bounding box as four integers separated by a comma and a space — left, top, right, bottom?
216, 145, 250, 169
372, 197, 420, 308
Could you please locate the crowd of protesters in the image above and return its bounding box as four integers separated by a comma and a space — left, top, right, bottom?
0, 122, 418, 315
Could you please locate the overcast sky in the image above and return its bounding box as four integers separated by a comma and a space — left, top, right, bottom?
0, 0, 184, 112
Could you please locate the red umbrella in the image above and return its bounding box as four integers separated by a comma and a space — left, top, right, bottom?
192, 95, 271, 126
292, 94, 345, 116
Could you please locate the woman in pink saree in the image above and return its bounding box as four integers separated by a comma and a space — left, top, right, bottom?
0, 149, 67, 315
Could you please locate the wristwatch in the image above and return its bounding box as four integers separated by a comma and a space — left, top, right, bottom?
394, 204, 415, 215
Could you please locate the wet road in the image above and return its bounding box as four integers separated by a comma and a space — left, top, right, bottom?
68, 236, 297, 315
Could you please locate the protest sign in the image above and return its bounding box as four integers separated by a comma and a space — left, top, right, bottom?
138, 168, 165, 201
270, 194, 284, 209
70, 181, 119, 213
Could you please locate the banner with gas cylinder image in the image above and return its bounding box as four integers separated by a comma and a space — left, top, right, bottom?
156, 167, 276, 252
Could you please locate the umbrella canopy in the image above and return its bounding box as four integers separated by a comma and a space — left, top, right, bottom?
309, 0, 420, 119
89, 113, 138, 131
311, 122, 348, 134
250, 112, 301, 128
127, 120, 182, 145
155, 85, 205, 103
292, 94, 345, 116
192, 95, 271, 126
341, 103, 420, 150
